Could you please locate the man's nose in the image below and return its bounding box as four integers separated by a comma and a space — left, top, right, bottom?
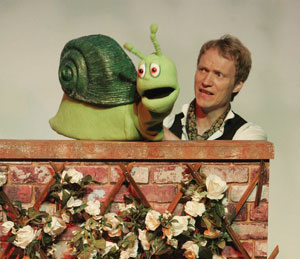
202, 73, 213, 87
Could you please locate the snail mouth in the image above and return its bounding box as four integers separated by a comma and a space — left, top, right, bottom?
143, 87, 175, 99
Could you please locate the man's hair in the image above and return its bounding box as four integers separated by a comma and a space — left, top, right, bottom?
197, 35, 252, 100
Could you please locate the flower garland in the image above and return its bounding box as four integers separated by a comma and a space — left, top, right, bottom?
0, 167, 230, 259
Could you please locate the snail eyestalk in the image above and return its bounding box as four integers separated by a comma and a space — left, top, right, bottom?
123, 43, 146, 60
150, 24, 162, 56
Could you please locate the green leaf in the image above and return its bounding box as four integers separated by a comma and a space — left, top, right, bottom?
94, 238, 106, 249
62, 189, 71, 208
215, 203, 225, 218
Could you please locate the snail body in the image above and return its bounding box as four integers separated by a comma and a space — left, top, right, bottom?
50, 25, 179, 141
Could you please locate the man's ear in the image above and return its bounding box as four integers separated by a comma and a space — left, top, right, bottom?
232, 81, 244, 93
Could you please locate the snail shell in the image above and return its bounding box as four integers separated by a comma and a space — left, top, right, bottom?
59, 34, 137, 106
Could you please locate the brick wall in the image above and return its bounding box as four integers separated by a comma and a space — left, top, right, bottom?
0, 140, 274, 258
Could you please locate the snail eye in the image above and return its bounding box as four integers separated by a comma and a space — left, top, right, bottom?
150, 63, 160, 77
138, 64, 146, 78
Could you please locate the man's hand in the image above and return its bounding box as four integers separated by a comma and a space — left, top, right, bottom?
163, 126, 180, 140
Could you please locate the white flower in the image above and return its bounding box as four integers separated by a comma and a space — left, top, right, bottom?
61, 168, 83, 184
206, 175, 227, 200
103, 213, 123, 237
119, 203, 136, 214
43, 216, 67, 237
61, 212, 70, 223
84, 200, 101, 216
182, 241, 199, 259
145, 210, 161, 231
171, 215, 189, 236
138, 229, 150, 250
213, 254, 227, 259
191, 191, 207, 202
103, 241, 119, 256
0, 174, 7, 187
168, 238, 178, 249
67, 196, 83, 208
1, 221, 14, 234
13, 225, 36, 249
184, 201, 206, 217
120, 233, 138, 259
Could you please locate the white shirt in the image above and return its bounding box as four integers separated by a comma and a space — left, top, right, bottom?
163, 103, 267, 140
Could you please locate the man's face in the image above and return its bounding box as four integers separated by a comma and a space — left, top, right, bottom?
194, 47, 243, 114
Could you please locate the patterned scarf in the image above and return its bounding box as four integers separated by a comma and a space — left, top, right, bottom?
186, 99, 230, 140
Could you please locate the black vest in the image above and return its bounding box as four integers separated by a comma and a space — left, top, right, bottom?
169, 112, 247, 140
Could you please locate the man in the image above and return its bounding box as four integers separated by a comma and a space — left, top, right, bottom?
163, 35, 267, 140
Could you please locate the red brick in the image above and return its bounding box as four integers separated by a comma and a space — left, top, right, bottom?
231, 222, 268, 240
250, 166, 269, 184
222, 241, 253, 258
87, 185, 130, 203
3, 185, 32, 203
34, 186, 45, 202
250, 203, 268, 221
150, 202, 183, 215
73, 166, 108, 183
150, 165, 185, 183
201, 164, 249, 183
255, 240, 268, 257
111, 166, 149, 184
230, 185, 269, 203
87, 186, 113, 202
140, 185, 177, 202
9, 165, 53, 184
226, 203, 248, 221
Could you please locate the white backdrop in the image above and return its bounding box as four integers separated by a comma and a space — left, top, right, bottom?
0, 0, 299, 258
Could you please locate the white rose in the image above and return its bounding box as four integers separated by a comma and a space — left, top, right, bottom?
13, 225, 36, 249
191, 191, 207, 202
206, 175, 227, 200
171, 215, 189, 236
182, 241, 199, 259
62, 168, 83, 184
184, 201, 206, 217
1, 221, 14, 234
119, 203, 136, 214
103, 241, 119, 256
138, 229, 150, 250
43, 216, 67, 237
67, 196, 83, 208
167, 238, 178, 249
61, 212, 70, 223
145, 210, 161, 231
213, 254, 227, 259
120, 233, 138, 259
84, 200, 101, 216
103, 213, 123, 237
0, 174, 7, 187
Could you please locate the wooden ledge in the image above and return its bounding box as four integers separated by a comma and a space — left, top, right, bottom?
0, 140, 274, 160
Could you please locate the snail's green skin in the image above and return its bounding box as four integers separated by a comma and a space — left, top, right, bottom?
50, 24, 179, 141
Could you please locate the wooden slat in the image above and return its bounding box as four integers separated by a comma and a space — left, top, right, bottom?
33, 161, 64, 211
268, 245, 279, 259
0, 140, 274, 160
255, 160, 265, 207
118, 163, 151, 208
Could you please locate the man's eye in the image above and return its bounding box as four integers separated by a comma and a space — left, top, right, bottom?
216, 73, 224, 78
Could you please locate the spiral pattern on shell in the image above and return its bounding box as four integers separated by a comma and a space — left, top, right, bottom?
58, 35, 137, 107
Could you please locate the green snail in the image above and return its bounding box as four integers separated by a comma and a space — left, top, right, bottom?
49, 24, 179, 141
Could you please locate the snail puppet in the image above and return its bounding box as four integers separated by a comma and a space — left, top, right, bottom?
49, 24, 179, 141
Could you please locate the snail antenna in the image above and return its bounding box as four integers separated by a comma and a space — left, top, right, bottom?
150, 24, 162, 56
124, 43, 146, 60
